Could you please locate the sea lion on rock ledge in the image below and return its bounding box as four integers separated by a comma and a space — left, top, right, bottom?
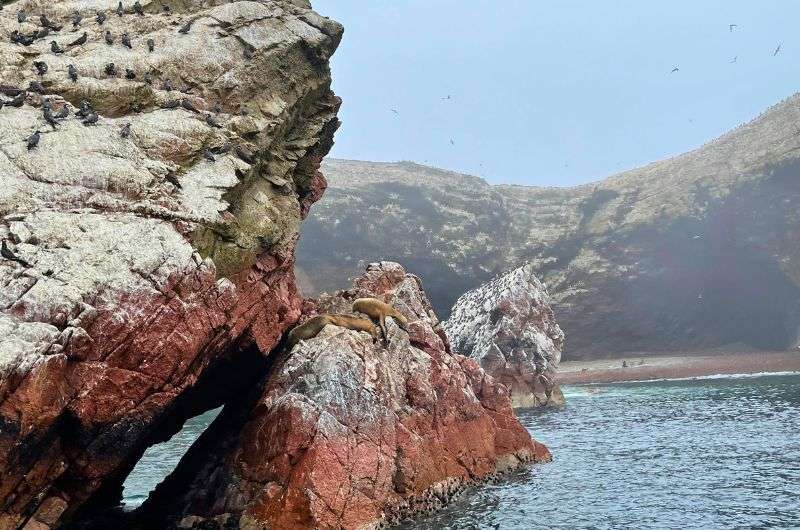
286, 313, 379, 349
352, 297, 409, 340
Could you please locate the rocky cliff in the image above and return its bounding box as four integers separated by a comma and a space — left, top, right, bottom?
297, 96, 800, 358
0, 1, 341, 528
135, 262, 549, 529
443, 264, 565, 408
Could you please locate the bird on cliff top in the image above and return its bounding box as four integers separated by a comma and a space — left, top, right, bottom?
69, 32, 87, 46
178, 19, 193, 34
205, 113, 223, 128
147, 38, 155, 52
17, 10, 25, 23
43, 104, 59, 130
125, 68, 136, 80
53, 105, 68, 119
39, 15, 62, 32
134, 1, 144, 16
72, 11, 82, 28
25, 130, 40, 150
50, 40, 65, 54
68, 64, 78, 82
773, 43, 781, 56
161, 78, 173, 91
144, 72, 153, 85
33, 61, 48, 76
161, 99, 179, 109
96, 11, 107, 25
105, 62, 117, 76
82, 111, 99, 125
8, 91, 25, 107
117, 1, 124, 17
75, 99, 92, 118
105, 30, 114, 45
202, 149, 216, 162
120, 122, 131, 138
121, 32, 132, 48
28, 80, 44, 94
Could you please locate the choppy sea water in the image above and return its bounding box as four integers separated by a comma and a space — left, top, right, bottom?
122, 374, 800, 529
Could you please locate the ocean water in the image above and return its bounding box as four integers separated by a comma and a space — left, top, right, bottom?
122, 374, 800, 529
406, 372, 800, 529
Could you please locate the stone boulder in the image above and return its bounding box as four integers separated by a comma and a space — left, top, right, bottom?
144, 262, 549, 529
0, 1, 341, 528
444, 264, 565, 408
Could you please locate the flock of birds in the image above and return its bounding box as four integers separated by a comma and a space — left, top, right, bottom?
670, 23, 782, 74
0, 1, 253, 161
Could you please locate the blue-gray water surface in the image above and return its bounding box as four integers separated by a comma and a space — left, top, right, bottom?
123, 374, 800, 529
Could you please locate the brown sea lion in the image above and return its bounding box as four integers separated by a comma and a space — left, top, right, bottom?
286, 313, 379, 350
352, 298, 409, 340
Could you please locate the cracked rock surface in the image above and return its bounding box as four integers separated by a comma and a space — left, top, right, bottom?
145, 262, 549, 530
0, 1, 341, 528
444, 263, 565, 408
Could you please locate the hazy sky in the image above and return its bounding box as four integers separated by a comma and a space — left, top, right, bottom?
312, 0, 800, 186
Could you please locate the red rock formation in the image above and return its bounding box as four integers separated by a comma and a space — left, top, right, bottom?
151, 262, 549, 530
0, 1, 342, 528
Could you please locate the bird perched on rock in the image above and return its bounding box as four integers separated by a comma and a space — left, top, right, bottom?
105, 63, 117, 76
125, 69, 136, 79
33, 61, 48, 76
28, 80, 45, 94
178, 19, 193, 34
39, 15, 62, 32
134, 1, 144, 16
161, 99, 179, 109
17, 10, 26, 23
75, 100, 93, 118
202, 149, 215, 162
8, 91, 25, 107
144, 72, 153, 84
54, 105, 68, 119
243, 46, 254, 60
161, 78, 173, 91
164, 170, 182, 189
121, 32, 132, 48
82, 111, 98, 125
43, 104, 59, 129
96, 11, 107, 24
69, 31, 87, 46
116, 1, 124, 17
68, 64, 78, 82
181, 98, 199, 113
50, 40, 65, 54
34, 28, 49, 40
120, 122, 131, 138
105, 30, 114, 45
205, 113, 222, 128
146, 38, 154, 52
72, 11, 82, 28
26, 130, 40, 150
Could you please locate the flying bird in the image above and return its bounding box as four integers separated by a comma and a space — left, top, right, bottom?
729, 24, 737, 32
449, 138, 455, 145
730, 56, 737, 63
390, 108, 399, 115
670, 66, 679, 73
773, 43, 781, 56
441, 95, 452, 100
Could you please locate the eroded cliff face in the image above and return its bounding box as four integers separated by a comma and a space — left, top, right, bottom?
444, 264, 565, 408
0, 1, 341, 528
297, 96, 800, 357
140, 262, 549, 530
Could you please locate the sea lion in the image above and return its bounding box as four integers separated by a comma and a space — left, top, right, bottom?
352, 298, 409, 340
286, 313, 379, 350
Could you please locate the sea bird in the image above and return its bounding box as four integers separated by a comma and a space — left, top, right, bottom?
68, 64, 78, 82
773, 43, 781, 56
50, 40, 65, 54
69, 31, 87, 46
26, 130, 40, 150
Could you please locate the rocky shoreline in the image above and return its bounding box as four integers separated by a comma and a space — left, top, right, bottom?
558, 351, 800, 385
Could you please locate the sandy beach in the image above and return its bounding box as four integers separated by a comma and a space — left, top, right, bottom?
558, 350, 800, 384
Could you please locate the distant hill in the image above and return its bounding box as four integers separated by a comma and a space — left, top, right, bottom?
298, 94, 800, 358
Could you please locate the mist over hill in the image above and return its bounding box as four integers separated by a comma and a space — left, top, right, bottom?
298, 93, 800, 358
